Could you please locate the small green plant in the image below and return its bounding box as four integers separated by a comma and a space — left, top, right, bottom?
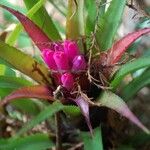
0, 0, 150, 149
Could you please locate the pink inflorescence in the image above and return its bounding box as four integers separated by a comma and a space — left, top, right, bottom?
42, 40, 87, 90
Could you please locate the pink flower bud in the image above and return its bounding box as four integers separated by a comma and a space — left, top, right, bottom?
64, 40, 80, 61
53, 51, 70, 72
61, 73, 74, 90
42, 49, 57, 70
72, 55, 86, 72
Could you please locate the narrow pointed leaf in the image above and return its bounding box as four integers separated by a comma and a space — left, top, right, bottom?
81, 127, 103, 150
66, 0, 84, 39
106, 28, 150, 65
0, 85, 53, 106
6, 0, 46, 46
0, 76, 32, 89
0, 4, 51, 51
24, 0, 61, 40
84, 0, 96, 35
16, 102, 64, 136
111, 57, 150, 89
0, 40, 51, 84
74, 97, 93, 134
122, 69, 150, 101
97, 91, 149, 134
96, 0, 126, 51
0, 133, 54, 150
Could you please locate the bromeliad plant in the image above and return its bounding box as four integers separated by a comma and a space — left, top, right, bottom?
0, 0, 150, 149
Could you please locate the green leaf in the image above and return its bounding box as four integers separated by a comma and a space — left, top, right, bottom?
81, 127, 103, 150
24, 0, 61, 40
122, 69, 150, 101
84, 0, 96, 35
97, 91, 149, 134
0, 64, 16, 76
16, 102, 64, 136
0, 76, 32, 89
0, 40, 51, 85
66, 0, 84, 39
0, 64, 5, 75
0, 133, 54, 150
111, 57, 150, 89
6, 0, 47, 46
96, 0, 126, 51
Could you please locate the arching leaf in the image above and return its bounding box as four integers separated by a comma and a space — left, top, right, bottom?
111, 57, 150, 89
97, 91, 149, 134
106, 28, 150, 65
0, 40, 51, 85
0, 4, 52, 51
0, 85, 53, 106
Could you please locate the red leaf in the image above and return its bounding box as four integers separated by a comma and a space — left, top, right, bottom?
106, 28, 150, 65
0, 85, 54, 106
0, 5, 51, 51
74, 97, 93, 135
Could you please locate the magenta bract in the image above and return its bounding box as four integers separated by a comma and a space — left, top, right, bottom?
42, 40, 87, 90
42, 49, 57, 70
53, 51, 70, 72
64, 40, 80, 61
72, 55, 86, 72
61, 73, 74, 90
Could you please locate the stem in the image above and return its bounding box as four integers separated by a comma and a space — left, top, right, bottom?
55, 111, 62, 150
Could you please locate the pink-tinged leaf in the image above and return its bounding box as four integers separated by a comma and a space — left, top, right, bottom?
0, 85, 54, 106
74, 97, 93, 135
106, 28, 150, 65
0, 5, 51, 51
98, 91, 150, 134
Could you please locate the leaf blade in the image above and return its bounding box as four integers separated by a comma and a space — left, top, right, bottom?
24, 0, 61, 40
0, 40, 51, 85
6, 0, 46, 46
16, 102, 64, 136
106, 28, 150, 65
81, 127, 103, 150
0, 133, 54, 150
111, 57, 150, 89
96, 0, 126, 51
97, 91, 149, 134
0, 4, 51, 51
0, 85, 53, 106
122, 69, 150, 101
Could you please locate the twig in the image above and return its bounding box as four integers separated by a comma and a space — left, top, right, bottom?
53, 86, 63, 150
55, 112, 62, 150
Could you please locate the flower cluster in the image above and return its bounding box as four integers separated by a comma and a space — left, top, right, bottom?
42, 40, 87, 90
